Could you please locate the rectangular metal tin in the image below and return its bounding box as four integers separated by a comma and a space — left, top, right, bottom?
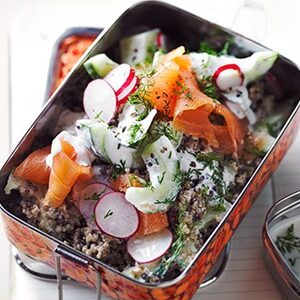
1, 1, 300, 299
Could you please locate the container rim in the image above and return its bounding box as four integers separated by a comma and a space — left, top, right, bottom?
263, 191, 300, 286
1, 0, 300, 289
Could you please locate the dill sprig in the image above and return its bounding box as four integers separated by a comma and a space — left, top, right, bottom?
245, 145, 265, 158
104, 209, 113, 219
199, 41, 231, 56
84, 191, 106, 201
128, 123, 144, 145
175, 81, 192, 100
196, 152, 222, 167
276, 224, 300, 255
151, 121, 182, 146
198, 76, 218, 99
111, 160, 127, 180
128, 63, 155, 121
152, 203, 188, 277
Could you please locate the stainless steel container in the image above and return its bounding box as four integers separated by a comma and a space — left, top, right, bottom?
263, 191, 300, 299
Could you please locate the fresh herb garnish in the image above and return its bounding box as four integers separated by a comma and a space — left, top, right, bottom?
175, 81, 192, 100
245, 145, 265, 158
111, 160, 127, 180
152, 202, 187, 277
196, 152, 222, 167
198, 76, 218, 99
199, 41, 232, 56
94, 111, 105, 122
128, 63, 155, 121
154, 196, 175, 206
128, 123, 144, 145
276, 224, 300, 255
104, 209, 113, 219
157, 171, 166, 184
84, 190, 106, 201
152, 121, 182, 146
289, 257, 297, 266
144, 44, 159, 64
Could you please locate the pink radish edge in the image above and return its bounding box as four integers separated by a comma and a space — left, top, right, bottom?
114, 68, 136, 95
127, 228, 173, 264
117, 76, 138, 106
212, 64, 244, 90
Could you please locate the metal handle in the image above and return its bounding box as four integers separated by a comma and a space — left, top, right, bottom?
55, 245, 102, 300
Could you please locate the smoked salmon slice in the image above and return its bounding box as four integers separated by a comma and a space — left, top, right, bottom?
110, 173, 143, 193
173, 69, 246, 154
135, 211, 169, 237
14, 146, 51, 185
44, 151, 92, 208
146, 47, 189, 117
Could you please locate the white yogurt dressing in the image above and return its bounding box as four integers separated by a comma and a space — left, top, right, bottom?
116, 103, 157, 146
178, 151, 235, 207
270, 215, 300, 277
46, 131, 93, 167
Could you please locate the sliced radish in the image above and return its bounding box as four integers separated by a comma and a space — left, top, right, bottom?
83, 79, 117, 122
94, 192, 139, 238
79, 183, 114, 230
117, 76, 138, 105
104, 64, 135, 95
156, 31, 164, 48
127, 228, 173, 264
212, 64, 244, 91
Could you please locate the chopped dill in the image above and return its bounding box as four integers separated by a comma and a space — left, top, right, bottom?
199, 40, 232, 56
84, 191, 106, 201
152, 121, 182, 146
198, 76, 218, 99
196, 152, 222, 167
94, 111, 105, 122
152, 202, 188, 277
111, 160, 127, 180
245, 145, 265, 158
175, 81, 192, 100
276, 224, 300, 255
128, 123, 144, 145
157, 171, 166, 184
127, 63, 155, 121
104, 209, 113, 219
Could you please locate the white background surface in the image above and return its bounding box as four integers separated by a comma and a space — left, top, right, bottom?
1, 0, 300, 299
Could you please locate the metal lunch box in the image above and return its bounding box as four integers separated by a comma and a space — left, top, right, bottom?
263, 191, 300, 300
1, 1, 300, 299
44, 27, 102, 100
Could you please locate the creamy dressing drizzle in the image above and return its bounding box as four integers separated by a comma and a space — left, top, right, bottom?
46, 131, 93, 167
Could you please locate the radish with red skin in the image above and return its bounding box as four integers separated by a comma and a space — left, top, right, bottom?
212, 64, 244, 91
104, 63, 138, 106
104, 64, 135, 94
83, 79, 117, 122
117, 76, 138, 105
94, 192, 139, 239
78, 183, 114, 230
156, 32, 163, 48
127, 228, 173, 263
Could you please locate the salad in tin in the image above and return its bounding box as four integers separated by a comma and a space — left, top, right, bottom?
5, 28, 284, 282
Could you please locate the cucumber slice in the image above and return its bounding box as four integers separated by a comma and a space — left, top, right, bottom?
120, 29, 164, 65
84, 54, 118, 78
125, 136, 181, 213
190, 50, 278, 124
190, 50, 278, 85
76, 119, 135, 168
116, 103, 157, 146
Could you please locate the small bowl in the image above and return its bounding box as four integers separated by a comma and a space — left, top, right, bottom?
263, 191, 300, 299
